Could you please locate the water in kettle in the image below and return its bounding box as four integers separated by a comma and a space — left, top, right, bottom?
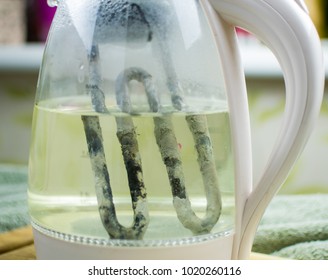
28, 95, 235, 247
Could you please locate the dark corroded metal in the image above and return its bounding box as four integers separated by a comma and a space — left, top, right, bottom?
82, 115, 148, 239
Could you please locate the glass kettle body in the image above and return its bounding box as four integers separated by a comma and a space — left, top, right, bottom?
28, 0, 324, 259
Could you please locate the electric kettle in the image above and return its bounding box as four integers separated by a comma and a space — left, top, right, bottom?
28, 0, 324, 259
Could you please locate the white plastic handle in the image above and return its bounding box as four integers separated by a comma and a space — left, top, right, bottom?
208, 0, 324, 259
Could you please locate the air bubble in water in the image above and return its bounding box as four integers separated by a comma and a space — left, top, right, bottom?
78, 64, 86, 83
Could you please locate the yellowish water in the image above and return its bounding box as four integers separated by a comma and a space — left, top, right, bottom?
28, 96, 235, 246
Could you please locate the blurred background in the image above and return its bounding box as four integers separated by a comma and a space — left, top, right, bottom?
0, 0, 327, 193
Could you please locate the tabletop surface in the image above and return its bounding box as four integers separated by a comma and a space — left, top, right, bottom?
0, 226, 35, 260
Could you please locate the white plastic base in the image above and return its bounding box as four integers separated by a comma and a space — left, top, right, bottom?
32, 227, 234, 260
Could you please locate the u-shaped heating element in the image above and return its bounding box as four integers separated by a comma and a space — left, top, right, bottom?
83, 64, 222, 239
82, 1, 221, 239
82, 114, 149, 240
154, 114, 222, 234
